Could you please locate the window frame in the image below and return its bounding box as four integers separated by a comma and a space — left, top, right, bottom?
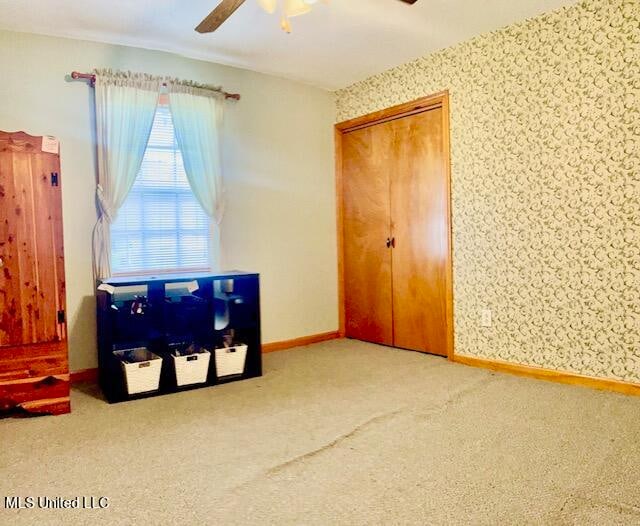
110, 101, 214, 277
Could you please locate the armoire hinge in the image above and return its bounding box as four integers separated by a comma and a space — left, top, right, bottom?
51, 172, 59, 187
57, 310, 65, 324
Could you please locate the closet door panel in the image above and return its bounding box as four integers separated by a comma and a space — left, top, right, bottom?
342, 123, 393, 345
390, 108, 449, 356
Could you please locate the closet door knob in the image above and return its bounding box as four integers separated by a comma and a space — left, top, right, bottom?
391, 237, 396, 248
386, 238, 392, 248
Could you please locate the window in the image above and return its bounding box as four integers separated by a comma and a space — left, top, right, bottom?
111, 104, 211, 275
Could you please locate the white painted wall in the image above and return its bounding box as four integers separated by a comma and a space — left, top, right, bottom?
0, 30, 338, 371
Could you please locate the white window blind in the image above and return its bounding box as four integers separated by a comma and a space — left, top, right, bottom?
111, 104, 211, 275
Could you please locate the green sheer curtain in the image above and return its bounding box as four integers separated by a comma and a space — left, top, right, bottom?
168, 83, 225, 225
92, 69, 160, 278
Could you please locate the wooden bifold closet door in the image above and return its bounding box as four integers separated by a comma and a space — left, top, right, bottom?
341, 100, 451, 357
0, 131, 70, 416
342, 120, 395, 345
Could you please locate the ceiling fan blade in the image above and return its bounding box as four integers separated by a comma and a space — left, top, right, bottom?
195, 0, 246, 33
398, 0, 419, 4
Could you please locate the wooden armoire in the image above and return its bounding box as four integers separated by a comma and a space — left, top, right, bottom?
0, 131, 70, 416
337, 93, 453, 358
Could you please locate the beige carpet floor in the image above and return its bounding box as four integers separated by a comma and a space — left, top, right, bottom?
2, 339, 640, 525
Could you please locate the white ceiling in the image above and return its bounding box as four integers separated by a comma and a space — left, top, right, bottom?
0, 0, 578, 90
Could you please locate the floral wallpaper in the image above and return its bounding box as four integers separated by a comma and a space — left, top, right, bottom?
336, 0, 640, 383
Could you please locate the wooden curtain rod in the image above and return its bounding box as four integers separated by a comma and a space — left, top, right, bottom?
70, 71, 241, 101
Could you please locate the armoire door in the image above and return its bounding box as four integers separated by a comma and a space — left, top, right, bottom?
342, 121, 394, 345
390, 107, 449, 356
0, 131, 70, 416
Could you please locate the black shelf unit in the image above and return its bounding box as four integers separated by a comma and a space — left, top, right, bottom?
96, 271, 262, 403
